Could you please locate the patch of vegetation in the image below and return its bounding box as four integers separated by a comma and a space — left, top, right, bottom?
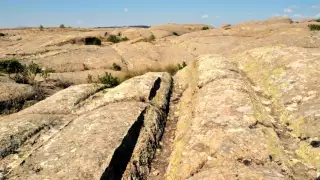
118, 32, 122, 36
316, 19, 320, 22
107, 35, 129, 43
124, 61, 187, 80
40, 25, 44, 31
83, 64, 89, 70
0, 33, 6, 37
146, 34, 156, 42
98, 72, 120, 88
86, 74, 94, 83
308, 24, 320, 31
172, 32, 179, 36
0, 59, 50, 84
84, 37, 101, 45
139, 34, 156, 43
202, 26, 210, 30
177, 61, 187, 70
112, 63, 122, 71
60, 24, 65, 28
122, 36, 129, 41
107, 35, 121, 43
0, 59, 25, 74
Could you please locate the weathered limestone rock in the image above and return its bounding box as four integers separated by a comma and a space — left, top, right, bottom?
0, 72, 172, 179
165, 55, 318, 180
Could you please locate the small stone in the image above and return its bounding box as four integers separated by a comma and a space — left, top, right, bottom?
253, 86, 261, 92
302, 97, 310, 102
307, 91, 317, 96
262, 100, 272, 106
207, 156, 213, 161
159, 141, 164, 146
292, 95, 303, 103
236, 106, 252, 114
152, 170, 160, 176
286, 106, 297, 112
265, 107, 271, 112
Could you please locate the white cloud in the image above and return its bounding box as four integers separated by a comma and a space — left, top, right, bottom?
312, 5, 320, 9
284, 8, 293, 13
124, 8, 128, 12
201, 15, 209, 19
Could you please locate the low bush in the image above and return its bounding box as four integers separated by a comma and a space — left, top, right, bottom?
0, 60, 49, 84
84, 37, 101, 45
83, 64, 89, 70
172, 32, 179, 36
316, 19, 320, 22
98, 72, 120, 88
60, 24, 65, 28
107, 35, 120, 43
0, 59, 25, 74
202, 26, 210, 30
107, 35, 129, 43
112, 63, 122, 71
86, 74, 94, 83
147, 34, 156, 42
122, 37, 129, 41
0, 33, 6, 36
309, 24, 320, 31
40, 25, 44, 31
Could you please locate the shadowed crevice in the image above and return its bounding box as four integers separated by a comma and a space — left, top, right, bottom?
100, 108, 146, 180
148, 78, 161, 101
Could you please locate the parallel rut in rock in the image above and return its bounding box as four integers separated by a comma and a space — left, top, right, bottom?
148, 80, 183, 180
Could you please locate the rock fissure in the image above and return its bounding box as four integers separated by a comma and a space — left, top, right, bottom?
100, 108, 147, 180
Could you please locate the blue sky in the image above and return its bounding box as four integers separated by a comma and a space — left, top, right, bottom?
0, 0, 319, 28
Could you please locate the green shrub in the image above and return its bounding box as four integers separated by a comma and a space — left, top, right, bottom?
309, 24, 320, 31
107, 35, 121, 43
0, 33, 6, 36
86, 74, 94, 83
40, 25, 44, 31
84, 37, 101, 45
122, 37, 129, 41
177, 61, 187, 70
0, 60, 47, 84
60, 24, 65, 28
172, 32, 179, 36
83, 64, 89, 70
148, 34, 156, 41
27, 62, 42, 75
118, 32, 122, 36
112, 63, 122, 71
202, 26, 210, 30
98, 72, 120, 88
107, 35, 128, 43
0, 60, 25, 74
316, 19, 320, 22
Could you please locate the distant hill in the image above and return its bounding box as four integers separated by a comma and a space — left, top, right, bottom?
94, 25, 150, 28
